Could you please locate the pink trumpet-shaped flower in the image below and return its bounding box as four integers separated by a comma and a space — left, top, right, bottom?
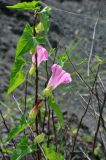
47, 64, 72, 90
32, 45, 48, 66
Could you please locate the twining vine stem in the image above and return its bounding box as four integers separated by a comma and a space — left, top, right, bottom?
52, 110, 57, 151
33, 12, 41, 160
71, 65, 100, 158
0, 146, 6, 160
0, 110, 16, 149
24, 73, 28, 115
93, 92, 106, 152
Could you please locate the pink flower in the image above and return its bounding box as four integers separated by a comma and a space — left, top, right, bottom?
47, 64, 72, 90
32, 45, 48, 66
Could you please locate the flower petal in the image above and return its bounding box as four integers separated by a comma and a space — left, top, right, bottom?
37, 45, 48, 66
47, 64, 72, 89
32, 45, 48, 66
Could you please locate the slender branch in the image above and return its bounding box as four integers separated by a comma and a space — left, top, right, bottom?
79, 147, 91, 160
52, 110, 57, 151
0, 146, 7, 160
33, 12, 39, 135
95, 86, 106, 132
0, 110, 9, 132
93, 92, 106, 153
38, 144, 48, 160
44, 59, 51, 147
0, 110, 16, 149
44, 60, 49, 122
33, 13, 39, 104
71, 95, 92, 158
42, 98, 47, 131
0, 137, 10, 160
24, 73, 28, 114
79, 91, 106, 152
35, 48, 39, 104
47, 104, 51, 147
98, 74, 106, 92
88, 12, 100, 76
66, 52, 92, 91
71, 65, 99, 158
66, 52, 103, 103
24, 74, 28, 148
33, 12, 41, 160
13, 95, 23, 115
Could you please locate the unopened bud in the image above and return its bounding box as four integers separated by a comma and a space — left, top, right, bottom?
43, 87, 52, 97
30, 48, 36, 55
29, 99, 43, 122
29, 107, 38, 121
29, 64, 36, 76
36, 22, 44, 33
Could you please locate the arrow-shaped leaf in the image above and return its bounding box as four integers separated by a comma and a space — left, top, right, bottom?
16, 24, 37, 57
6, 116, 30, 143
7, 1, 40, 11
11, 135, 36, 160
7, 57, 26, 95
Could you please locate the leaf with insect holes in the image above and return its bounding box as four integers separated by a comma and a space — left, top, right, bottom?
5, 115, 30, 143
11, 135, 37, 160
7, 57, 26, 95
7, 1, 40, 11
16, 24, 38, 57
48, 97, 64, 126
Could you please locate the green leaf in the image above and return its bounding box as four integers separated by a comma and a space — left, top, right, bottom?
83, 133, 92, 142
70, 127, 77, 135
7, 1, 40, 11
6, 115, 30, 143
7, 70, 26, 94
36, 36, 46, 44
11, 57, 26, 78
16, 24, 37, 57
7, 57, 26, 95
11, 135, 34, 160
34, 133, 45, 144
1, 148, 13, 154
58, 54, 68, 67
40, 6, 51, 34
43, 144, 64, 160
95, 55, 104, 65
48, 97, 64, 126
94, 143, 104, 159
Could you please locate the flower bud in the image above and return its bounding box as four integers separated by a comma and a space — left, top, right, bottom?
43, 87, 52, 97
37, 101, 43, 110
30, 48, 36, 55
36, 22, 44, 33
29, 99, 43, 122
29, 107, 38, 121
29, 64, 36, 76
